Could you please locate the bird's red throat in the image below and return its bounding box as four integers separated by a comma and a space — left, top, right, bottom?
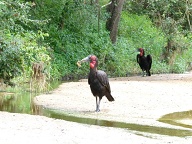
90, 61, 96, 69
140, 51, 143, 56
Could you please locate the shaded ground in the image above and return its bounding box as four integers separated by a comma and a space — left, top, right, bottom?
1, 73, 192, 143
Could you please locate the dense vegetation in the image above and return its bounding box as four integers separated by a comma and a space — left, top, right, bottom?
0, 0, 192, 85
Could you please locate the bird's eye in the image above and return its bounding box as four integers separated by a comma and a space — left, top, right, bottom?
91, 55, 96, 61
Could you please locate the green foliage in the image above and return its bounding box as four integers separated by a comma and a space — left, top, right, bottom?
172, 57, 187, 73
29, 0, 113, 79
173, 44, 192, 73
1, 0, 30, 32
125, 0, 192, 71
0, 32, 24, 80
0, 30, 51, 80
152, 60, 170, 74
1, 0, 192, 84
0, 0, 51, 83
119, 12, 166, 54
126, 0, 191, 31
118, 11, 192, 74
117, 12, 168, 75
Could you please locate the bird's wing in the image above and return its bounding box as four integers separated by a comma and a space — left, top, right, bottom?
96, 70, 111, 93
136, 54, 140, 63
147, 54, 152, 69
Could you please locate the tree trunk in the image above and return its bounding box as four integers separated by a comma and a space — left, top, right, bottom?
106, 0, 125, 44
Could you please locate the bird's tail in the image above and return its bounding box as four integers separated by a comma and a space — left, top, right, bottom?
106, 93, 115, 101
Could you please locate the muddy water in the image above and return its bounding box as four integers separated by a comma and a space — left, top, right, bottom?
0, 81, 61, 114
159, 111, 192, 129
33, 108, 192, 137
0, 91, 33, 114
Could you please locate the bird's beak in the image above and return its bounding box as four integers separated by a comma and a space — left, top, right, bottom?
77, 56, 90, 67
136, 49, 140, 54
80, 56, 90, 63
129, 49, 139, 54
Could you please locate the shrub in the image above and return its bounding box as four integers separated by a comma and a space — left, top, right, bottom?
0, 30, 51, 82
114, 12, 167, 75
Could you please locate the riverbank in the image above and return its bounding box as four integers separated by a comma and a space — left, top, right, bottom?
34, 73, 192, 128
1, 73, 192, 143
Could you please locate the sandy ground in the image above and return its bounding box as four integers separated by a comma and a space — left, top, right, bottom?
1, 73, 192, 143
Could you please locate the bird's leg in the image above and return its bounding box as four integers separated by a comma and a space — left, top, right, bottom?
96, 96, 98, 112
142, 70, 145, 77
147, 70, 151, 76
96, 96, 101, 112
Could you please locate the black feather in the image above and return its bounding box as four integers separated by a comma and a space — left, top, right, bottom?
85, 55, 114, 112
137, 48, 152, 76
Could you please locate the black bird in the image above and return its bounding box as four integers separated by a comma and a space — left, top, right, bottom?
137, 48, 152, 76
78, 55, 114, 112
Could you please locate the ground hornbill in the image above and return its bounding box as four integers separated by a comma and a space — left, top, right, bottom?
77, 55, 114, 112
137, 48, 152, 76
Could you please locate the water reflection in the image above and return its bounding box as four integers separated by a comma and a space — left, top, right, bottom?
159, 111, 192, 129
0, 91, 34, 114
0, 80, 61, 114
39, 109, 192, 137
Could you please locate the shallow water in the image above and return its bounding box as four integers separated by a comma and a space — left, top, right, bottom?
159, 111, 192, 129
0, 91, 32, 114
0, 81, 61, 114
33, 108, 192, 137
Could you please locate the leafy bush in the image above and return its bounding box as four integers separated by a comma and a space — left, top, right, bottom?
29, 0, 113, 79
0, 32, 24, 81
115, 12, 167, 75
172, 44, 192, 73
0, 30, 51, 80
2, 0, 192, 84
0, 0, 51, 84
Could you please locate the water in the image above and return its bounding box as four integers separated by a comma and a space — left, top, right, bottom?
0, 80, 61, 114
0, 91, 33, 114
159, 111, 192, 129
38, 108, 192, 137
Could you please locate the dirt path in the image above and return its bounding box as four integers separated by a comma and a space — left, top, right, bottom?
1, 73, 192, 143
